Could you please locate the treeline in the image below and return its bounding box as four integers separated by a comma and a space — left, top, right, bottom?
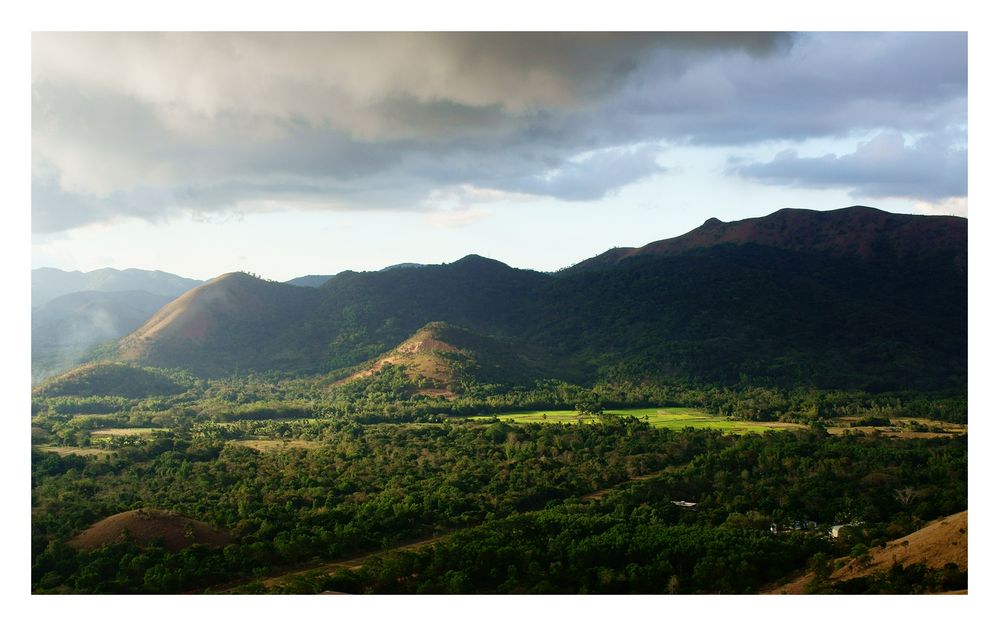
31, 354, 968, 427
289, 377, 967, 424
31, 373, 967, 449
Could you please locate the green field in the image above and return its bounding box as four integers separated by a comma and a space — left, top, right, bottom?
465, 407, 804, 434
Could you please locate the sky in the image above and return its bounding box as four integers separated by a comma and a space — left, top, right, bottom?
30, 31, 968, 281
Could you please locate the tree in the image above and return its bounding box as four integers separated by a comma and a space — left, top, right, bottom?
575, 396, 603, 416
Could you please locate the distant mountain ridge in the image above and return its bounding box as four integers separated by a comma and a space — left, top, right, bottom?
32, 290, 175, 382
31, 268, 204, 382
565, 206, 967, 274
32, 267, 203, 308
33, 290, 174, 348
285, 263, 429, 288
285, 275, 336, 288
92, 206, 967, 392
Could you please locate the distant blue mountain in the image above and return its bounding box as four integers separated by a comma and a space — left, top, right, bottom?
32, 267, 203, 308
379, 262, 426, 272
32, 290, 175, 382
285, 275, 336, 288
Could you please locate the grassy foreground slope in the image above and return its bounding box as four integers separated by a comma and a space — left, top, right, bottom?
768, 510, 968, 594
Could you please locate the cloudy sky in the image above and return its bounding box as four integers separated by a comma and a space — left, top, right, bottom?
31, 31, 968, 281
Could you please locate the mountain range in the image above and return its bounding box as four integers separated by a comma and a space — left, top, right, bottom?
68, 205, 966, 394
31, 268, 204, 382
32, 267, 203, 308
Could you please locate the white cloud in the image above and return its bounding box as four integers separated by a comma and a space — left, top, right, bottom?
913, 197, 968, 217
734, 130, 967, 202
497, 144, 669, 201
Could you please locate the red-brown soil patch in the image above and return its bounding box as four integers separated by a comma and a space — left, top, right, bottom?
333, 325, 465, 395
68, 508, 229, 552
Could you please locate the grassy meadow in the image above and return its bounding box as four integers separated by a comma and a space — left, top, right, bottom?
465, 407, 805, 434
231, 438, 323, 452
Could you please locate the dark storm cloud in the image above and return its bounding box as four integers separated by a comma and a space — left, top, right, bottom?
734, 131, 967, 201
31, 31, 966, 233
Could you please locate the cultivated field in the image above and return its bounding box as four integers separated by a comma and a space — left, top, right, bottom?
90, 427, 168, 438
231, 438, 323, 452
465, 407, 804, 434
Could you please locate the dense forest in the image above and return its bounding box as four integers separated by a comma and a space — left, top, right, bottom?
31, 404, 967, 593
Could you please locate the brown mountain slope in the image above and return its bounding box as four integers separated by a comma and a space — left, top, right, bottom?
569, 206, 967, 273
767, 510, 968, 594
116, 272, 320, 372
119, 273, 270, 353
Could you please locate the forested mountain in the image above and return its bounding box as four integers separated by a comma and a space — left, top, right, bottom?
566, 206, 967, 274
285, 264, 427, 288
104, 207, 965, 392
32, 267, 203, 308
284, 275, 335, 288
116, 273, 323, 374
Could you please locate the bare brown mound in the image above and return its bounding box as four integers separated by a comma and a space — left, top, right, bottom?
68, 509, 229, 552
334, 323, 468, 398
767, 510, 968, 594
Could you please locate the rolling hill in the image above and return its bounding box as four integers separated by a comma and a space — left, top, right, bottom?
334, 321, 554, 396
33, 362, 187, 398
116, 272, 323, 375
68, 509, 229, 552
